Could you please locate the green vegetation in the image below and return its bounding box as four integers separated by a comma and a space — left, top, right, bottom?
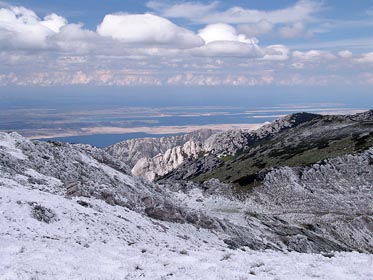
218, 155, 236, 162
193, 121, 373, 193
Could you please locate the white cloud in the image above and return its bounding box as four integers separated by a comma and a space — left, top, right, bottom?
0, 5, 231, 58
278, 22, 304, 38
52, 24, 105, 54
0, 6, 114, 55
292, 50, 336, 61
190, 41, 263, 57
193, 23, 263, 57
198, 23, 255, 44
40, 13, 67, 33
0, 6, 67, 49
189, 23, 263, 58
355, 52, 373, 63
263, 45, 289, 61
97, 13, 203, 48
338, 50, 353, 58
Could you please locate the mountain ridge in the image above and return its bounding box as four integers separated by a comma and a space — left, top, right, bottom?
107, 110, 372, 182
128, 112, 320, 180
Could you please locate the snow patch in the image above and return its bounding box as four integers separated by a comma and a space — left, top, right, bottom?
0, 132, 27, 160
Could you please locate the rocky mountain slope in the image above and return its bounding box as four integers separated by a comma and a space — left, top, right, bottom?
1, 110, 373, 279
107, 112, 321, 181
160, 110, 373, 183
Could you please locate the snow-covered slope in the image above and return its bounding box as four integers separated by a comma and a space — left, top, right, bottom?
2, 179, 373, 280
1, 130, 373, 279
0, 132, 218, 227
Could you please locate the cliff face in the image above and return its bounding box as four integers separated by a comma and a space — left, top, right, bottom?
105, 129, 214, 166
131, 139, 207, 181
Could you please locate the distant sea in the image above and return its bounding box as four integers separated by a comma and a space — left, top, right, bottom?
36, 107, 366, 147
3, 85, 370, 148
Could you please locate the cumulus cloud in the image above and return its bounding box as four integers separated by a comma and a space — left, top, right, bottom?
0, 5, 205, 54
0, 4, 267, 59
0, 6, 67, 50
97, 13, 203, 48
0, 6, 67, 49
0, 5, 104, 55
193, 23, 263, 57
40, 13, 67, 33
198, 23, 254, 44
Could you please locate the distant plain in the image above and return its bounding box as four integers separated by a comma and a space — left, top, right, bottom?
0, 86, 370, 147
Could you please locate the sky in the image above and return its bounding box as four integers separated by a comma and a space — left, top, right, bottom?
0, 0, 373, 88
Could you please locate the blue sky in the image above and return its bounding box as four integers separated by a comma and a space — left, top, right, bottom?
0, 0, 372, 87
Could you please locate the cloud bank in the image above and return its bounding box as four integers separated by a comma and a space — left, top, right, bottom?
0, 2, 372, 87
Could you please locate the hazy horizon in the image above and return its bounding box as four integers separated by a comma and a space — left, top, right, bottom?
1, 85, 370, 146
